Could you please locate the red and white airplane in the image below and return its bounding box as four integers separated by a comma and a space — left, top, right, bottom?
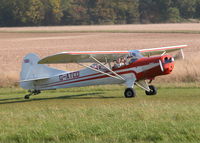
20, 45, 187, 99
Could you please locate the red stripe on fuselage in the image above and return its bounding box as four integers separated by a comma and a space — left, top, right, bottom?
41, 63, 165, 89
41, 65, 163, 89
41, 56, 161, 86
41, 56, 168, 89
41, 70, 139, 88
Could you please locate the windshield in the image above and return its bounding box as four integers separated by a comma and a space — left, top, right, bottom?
164, 57, 174, 63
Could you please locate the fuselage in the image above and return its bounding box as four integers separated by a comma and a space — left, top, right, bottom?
27, 55, 174, 91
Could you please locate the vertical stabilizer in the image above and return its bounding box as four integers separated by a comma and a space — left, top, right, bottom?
20, 53, 65, 89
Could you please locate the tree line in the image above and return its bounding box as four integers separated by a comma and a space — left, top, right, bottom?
0, 0, 200, 27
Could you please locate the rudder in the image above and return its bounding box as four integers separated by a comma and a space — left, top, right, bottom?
20, 53, 40, 81
20, 53, 65, 90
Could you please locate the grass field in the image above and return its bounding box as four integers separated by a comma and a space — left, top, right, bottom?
0, 85, 200, 143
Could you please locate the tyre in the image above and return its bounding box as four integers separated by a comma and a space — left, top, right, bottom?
145, 85, 157, 96
24, 95, 30, 99
124, 88, 136, 98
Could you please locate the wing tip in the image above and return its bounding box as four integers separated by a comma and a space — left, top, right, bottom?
139, 45, 188, 53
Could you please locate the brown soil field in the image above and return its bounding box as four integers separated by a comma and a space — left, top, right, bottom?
0, 24, 200, 87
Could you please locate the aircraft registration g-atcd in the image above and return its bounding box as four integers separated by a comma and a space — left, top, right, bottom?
20, 45, 187, 99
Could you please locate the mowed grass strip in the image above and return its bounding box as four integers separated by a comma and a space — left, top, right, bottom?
1, 30, 200, 34
0, 85, 200, 143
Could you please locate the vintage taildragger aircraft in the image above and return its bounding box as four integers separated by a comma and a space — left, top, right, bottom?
20, 45, 187, 99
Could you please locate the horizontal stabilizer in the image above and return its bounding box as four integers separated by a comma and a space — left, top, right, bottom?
20, 77, 50, 82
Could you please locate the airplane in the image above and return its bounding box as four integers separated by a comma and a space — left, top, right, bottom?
20, 45, 187, 99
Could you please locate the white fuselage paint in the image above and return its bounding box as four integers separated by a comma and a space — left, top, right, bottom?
22, 62, 160, 90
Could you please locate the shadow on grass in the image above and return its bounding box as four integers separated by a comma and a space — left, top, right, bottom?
0, 97, 23, 101
0, 92, 122, 104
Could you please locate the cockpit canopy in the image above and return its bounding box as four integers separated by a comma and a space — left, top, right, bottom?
162, 55, 174, 64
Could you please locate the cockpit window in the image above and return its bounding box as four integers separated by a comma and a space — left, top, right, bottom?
164, 57, 168, 63
164, 57, 174, 63
128, 56, 138, 64
130, 58, 138, 63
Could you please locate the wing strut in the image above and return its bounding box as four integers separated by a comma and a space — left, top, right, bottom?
135, 80, 150, 91
89, 56, 125, 80
77, 55, 125, 81
77, 63, 124, 81
161, 51, 166, 56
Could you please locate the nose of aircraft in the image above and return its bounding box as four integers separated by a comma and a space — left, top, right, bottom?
163, 63, 174, 74
162, 56, 175, 74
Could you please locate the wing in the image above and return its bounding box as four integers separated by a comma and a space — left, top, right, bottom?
38, 51, 131, 64
38, 45, 187, 64
139, 45, 187, 56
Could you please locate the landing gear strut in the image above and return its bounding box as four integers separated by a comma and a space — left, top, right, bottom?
145, 85, 157, 96
24, 90, 41, 99
124, 88, 136, 98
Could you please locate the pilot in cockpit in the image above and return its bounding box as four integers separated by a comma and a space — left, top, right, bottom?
112, 57, 127, 69
113, 60, 118, 69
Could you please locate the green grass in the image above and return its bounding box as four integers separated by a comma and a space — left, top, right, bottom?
1, 30, 200, 34
0, 85, 200, 143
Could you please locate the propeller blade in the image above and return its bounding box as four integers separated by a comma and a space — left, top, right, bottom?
174, 49, 185, 60
159, 60, 164, 72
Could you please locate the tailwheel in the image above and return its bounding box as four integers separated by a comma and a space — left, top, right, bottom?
145, 85, 157, 96
124, 88, 136, 98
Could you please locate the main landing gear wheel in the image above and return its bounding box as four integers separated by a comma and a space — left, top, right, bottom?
145, 85, 157, 96
24, 94, 31, 99
124, 88, 136, 98
24, 90, 41, 99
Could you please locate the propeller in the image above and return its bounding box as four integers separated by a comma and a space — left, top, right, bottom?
159, 59, 164, 72
173, 49, 185, 60
159, 49, 184, 72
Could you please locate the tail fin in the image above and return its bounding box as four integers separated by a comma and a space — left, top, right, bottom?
20, 53, 65, 89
